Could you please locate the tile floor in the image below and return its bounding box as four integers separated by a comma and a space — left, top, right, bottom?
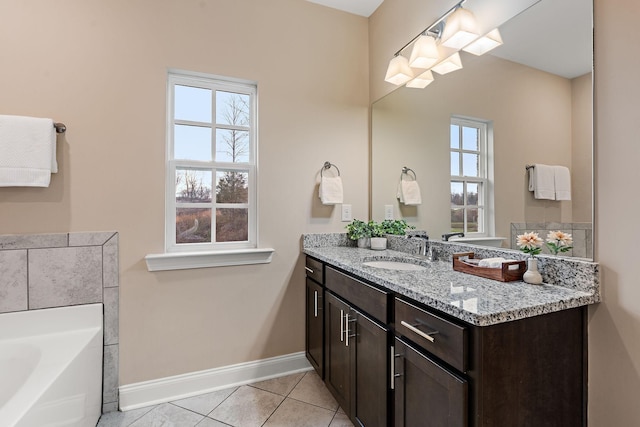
97, 371, 354, 427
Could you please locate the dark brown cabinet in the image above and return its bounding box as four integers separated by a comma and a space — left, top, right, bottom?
305, 278, 324, 377
393, 337, 467, 427
304, 256, 586, 427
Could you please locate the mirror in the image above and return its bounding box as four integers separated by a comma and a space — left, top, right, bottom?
371, 0, 593, 259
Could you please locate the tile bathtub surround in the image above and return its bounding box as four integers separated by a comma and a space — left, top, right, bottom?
0, 231, 120, 413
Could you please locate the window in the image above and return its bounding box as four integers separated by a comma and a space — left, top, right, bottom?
449, 116, 494, 236
145, 70, 273, 271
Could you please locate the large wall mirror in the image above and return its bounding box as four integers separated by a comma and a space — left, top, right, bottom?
371, 0, 593, 259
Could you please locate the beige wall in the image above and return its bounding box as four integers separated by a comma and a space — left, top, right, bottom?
371, 54, 580, 240
572, 72, 593, 223
0, 0, 369, 385
590, 0, 640, 424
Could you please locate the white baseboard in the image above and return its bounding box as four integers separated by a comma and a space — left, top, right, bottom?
119, 351, 312, 411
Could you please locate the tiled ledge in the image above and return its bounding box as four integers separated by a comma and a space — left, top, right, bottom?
0, 231, 120, 413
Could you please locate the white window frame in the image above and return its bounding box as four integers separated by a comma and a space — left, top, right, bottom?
450, 116, 495, 237
145, 69, 273, 271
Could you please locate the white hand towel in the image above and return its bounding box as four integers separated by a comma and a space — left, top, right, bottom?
319, 176, 343, 205
554, 166, 572, 201
478, 257, 507, 268
0, 115, 56, 187
397, 180, 422, 205
528, 164, 555, 200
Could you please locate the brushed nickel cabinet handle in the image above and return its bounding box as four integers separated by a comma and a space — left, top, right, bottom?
305, 266, 314, 274
314, 290, 318, 318
340, 309, 344, 342
400, 320, 439, 343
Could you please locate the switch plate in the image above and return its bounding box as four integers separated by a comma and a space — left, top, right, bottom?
384, 205, 394, 220
341, 204, 352, 222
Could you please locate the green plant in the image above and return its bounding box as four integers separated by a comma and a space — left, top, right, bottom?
346, 219, 372, 240
369, 220, 386, 237
380, 219, 414, 236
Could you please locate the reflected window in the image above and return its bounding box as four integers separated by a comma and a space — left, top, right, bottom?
450, 117, 493, 235
167, 70, 257, 251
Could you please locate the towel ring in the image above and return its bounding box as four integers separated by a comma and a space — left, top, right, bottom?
321, 161, 340, 177
400, 166, 417, 181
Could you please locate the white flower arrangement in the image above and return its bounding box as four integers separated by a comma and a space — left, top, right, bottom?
545, 231, 573, 255
516, 232, 543, 256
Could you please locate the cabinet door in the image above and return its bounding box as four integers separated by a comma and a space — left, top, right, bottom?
306, 278, 324, 378
324, 292, 353, 412
353, 309, 389, 427
394, 337, 467, 427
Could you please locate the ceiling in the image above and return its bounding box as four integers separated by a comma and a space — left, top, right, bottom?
307, 0, 592, 79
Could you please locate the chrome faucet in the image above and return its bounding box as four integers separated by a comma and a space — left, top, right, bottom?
442, 232, 465, 241
409, 234, 430, 257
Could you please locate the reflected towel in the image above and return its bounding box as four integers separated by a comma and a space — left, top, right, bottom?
397, 180, 422, 205
554, 166, 571, 200
528, 164, 555, 200
319, 176, 343, 205
0, 115, 57, 187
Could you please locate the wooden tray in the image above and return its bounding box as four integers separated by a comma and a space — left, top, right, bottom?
452, 252, 526, 282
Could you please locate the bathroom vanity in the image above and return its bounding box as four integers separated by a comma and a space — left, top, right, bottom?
303, 240, 599, 427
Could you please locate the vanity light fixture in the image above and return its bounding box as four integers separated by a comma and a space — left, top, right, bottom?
439, 6, 480, 49
431, 52, 463, 75
463, 28, 503, 56
384, 54, 414, 85
409, 34, 440, 69
406, 70, 435, 88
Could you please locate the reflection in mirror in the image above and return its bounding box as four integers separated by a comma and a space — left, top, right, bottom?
371, 0, 593, 259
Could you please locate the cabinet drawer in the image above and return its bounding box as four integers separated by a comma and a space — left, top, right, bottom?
305, 256, 324, 284
326, 266, 388, 323
395, 298, 467, 372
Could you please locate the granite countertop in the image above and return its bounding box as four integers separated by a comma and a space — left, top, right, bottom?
303, 245, 599, 326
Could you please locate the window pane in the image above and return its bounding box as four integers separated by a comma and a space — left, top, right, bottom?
466, 208, 479, 232
176, 169, 212, 203
450, 208, 464, 232
174, 125, 212, 161
176, 208, 211, 244
462, 153, 479, 177
175, 85, 212, 123
451, 182, 464, 206
216, 208, 248, 242
216, 129, 250, 162
462, 126, 479, 151
450, 125, 460, 149
216, 171, 249, 203
450, 152, 460, 176
216, 91, 250, 126
467, 183, 478, 206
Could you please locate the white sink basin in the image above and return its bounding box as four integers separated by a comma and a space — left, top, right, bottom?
363, 260, 427, 271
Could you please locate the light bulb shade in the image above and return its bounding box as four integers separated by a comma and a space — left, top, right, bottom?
406, 70, 435, 88
384, 55, 414, 85
431, 52, 463, 75
409, 35, 439, 69
440, 7, 479, 49
463, 28, 503, 55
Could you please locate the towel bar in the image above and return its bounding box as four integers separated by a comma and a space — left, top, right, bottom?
525, 164, 534, 170
400, 166, 417, 180
321, 161, 340, 177
54, 122, 66, 134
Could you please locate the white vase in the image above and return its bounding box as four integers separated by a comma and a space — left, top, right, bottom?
370, 237, 387, 251
357, 237, 370, 248
523, 258, 543, 285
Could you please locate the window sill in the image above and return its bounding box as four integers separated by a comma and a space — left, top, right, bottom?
145, 248, 275, 272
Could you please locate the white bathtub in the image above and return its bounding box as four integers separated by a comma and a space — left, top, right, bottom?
0, 304, 103, 427
448, 236, 507, 248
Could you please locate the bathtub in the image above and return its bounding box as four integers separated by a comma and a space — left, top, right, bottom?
448, 236, 507, 248
0, 303, 103, 427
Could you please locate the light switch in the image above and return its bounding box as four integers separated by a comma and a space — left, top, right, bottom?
384, 205, 394, 220
341, 204, 352, 222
